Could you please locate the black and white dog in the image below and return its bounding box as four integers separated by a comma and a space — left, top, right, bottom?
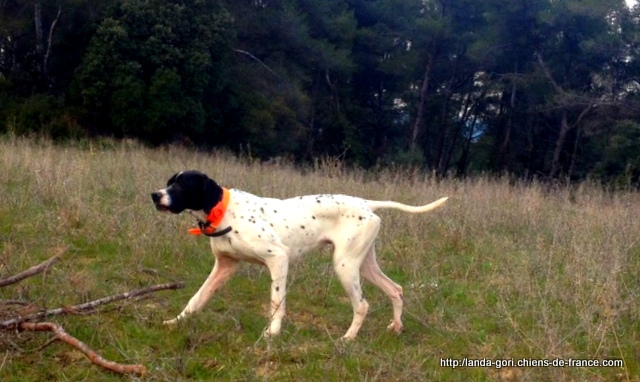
152, 170, 447, 340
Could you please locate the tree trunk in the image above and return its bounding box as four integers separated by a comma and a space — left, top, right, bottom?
410, 53, 434, 152
33, 2, 62, 86
535, 51, 596, 179
567, 124, 582, 180
34, 2, 44, 56
443, 91, 472, 173
537, 50, 570, 178
34, 1, 44, 79
549, 104, 594, 178
458, 112, 479, 176
435, 86, 453, 174
549, 110, 570, 178
500, 68, 518, 168
43, 7, 62, 86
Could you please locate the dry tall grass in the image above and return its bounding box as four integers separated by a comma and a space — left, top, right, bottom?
0, 137, 638, 381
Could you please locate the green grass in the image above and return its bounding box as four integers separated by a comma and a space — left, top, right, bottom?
0, 137, 638, 381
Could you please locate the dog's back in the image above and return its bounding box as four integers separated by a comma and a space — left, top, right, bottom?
225, 192, 380, 258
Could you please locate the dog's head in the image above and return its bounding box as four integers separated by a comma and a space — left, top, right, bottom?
151, 171, 222, 215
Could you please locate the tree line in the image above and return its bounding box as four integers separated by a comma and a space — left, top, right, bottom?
2, 0, 640, 185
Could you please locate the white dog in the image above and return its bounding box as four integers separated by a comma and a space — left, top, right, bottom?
152, 170, 447, 340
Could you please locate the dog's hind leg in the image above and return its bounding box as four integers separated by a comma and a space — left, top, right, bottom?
332, 220, 381, 340
359, 245, 404, 333
334, 257, 369, 340
164, 254, 239, 325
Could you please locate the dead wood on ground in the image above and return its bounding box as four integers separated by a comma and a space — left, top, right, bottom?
1, 249, 184, 376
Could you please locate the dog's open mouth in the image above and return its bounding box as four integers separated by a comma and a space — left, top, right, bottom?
155, 204, 171, 213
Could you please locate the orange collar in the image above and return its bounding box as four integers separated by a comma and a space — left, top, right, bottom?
188, 187, 231, 236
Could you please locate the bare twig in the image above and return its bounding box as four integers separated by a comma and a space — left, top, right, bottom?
232, 48, 291, 87
0, 300, 30, 306
0, 351, 8, 373
26, 336, 58, 353
19, 322, 147, 376
0, 246, 69, 287
0, 282, 184, 328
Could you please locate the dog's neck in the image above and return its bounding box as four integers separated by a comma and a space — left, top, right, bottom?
187, 209, 208, 223
186, 187, 232, 237
185, 187, 227, 223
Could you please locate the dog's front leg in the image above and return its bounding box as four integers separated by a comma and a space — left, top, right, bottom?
164, 254, 239, 325
263, 251, 290, 337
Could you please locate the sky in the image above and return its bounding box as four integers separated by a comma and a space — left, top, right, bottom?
627, 0, 637, 8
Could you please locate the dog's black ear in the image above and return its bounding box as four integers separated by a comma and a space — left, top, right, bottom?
167, 172, 180, 186
202, 176, 223, 213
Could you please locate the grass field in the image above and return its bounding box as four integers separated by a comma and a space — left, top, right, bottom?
0, 137, 638, 381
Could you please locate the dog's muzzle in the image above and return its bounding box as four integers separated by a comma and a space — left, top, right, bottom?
151, 191, 170, 212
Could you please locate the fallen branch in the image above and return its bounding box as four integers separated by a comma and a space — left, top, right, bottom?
1, 252, 184, 376
19, 322, 147, 376
0, 246, 69, 287
1, 282, 184, 329
0, 300, 30, 306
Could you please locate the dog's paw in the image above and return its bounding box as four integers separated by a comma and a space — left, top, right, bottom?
163, 318, 179, 326
262, 328, 279, 338
340, 334, 357, 341
386, 320, 403, 334
262, 320, 283, 338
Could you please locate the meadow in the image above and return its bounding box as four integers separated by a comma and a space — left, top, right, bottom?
0, 137, 638, 381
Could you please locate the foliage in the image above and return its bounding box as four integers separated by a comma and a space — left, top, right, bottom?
73, 0, 232, 143
1, 0, 640, 183
593, 120, 640, 187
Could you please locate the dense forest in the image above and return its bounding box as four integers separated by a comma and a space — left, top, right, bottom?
2, 0, 640, 184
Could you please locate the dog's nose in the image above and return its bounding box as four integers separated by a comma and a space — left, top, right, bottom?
151, 192, 162, 203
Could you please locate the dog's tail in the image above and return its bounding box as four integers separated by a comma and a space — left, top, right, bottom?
366, 197, 448, 213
